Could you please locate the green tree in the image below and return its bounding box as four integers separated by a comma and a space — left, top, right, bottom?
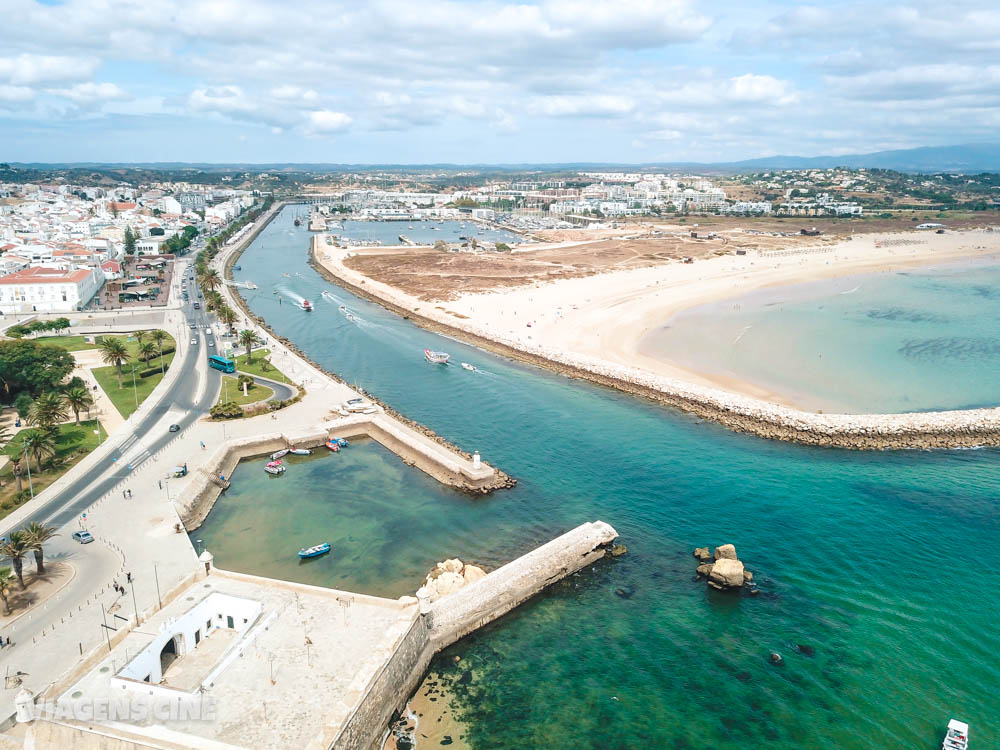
200, 268, 221, 294
22, 521, 58, 574
217, 305, 237, 332
151, 330, 168, 373
0, 340, 75, 398
1, 532, 29, 588
63, 384, 94, 424
238, 329, 260, 363
98, 337, 130, 388
27, 391, 69, 430
137, 340, 156, 364
124, 226, 136, 255
0, 566, 14, 614
14, 393, 33, 419
19, 428, 56, 473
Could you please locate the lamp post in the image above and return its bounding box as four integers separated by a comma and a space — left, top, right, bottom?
131, 364, 139, 409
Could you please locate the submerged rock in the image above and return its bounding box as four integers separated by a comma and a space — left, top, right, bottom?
796, 644, 815, 657
609, 544, 628, 557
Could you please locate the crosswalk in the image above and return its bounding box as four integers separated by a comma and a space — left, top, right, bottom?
117, 433, 151, 470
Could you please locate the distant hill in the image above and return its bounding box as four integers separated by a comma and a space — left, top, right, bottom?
720, 143, 1000, 173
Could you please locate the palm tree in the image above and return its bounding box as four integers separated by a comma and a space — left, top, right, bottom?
11, 459, 22, 494
63, 385, 94, 424
200, 268, 221, 294
22, 522, 58, 573
217, 305, 237, 332
151, 330, 168, 373
1, 533, 29, 588
137, 341, 156, 365
0, 566, 14, 614
238, 329, 260, 364
19, 428, 56, 473
99, 337, 130, 388
134, 330, 146, 347
205, 290, 223, 311
27, 391, 69, 430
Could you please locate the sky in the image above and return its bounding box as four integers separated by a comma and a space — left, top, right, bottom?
1, 0, 999, 164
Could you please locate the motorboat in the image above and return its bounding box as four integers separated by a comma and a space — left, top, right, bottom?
362, 406, 378, 414
329, 437, 349, 448
325, 439, 341, 452
289, 448, 311, 456
942, 720, 969, 750
337, 407, 349, 416
234, 265, 242, 271
321, 290, 336, 301
345, 313, 357, 322
339, 304, 347, 312
271, 449, 289, 460
424, 349, 450, 364
264, 461, 285, 475
298, 542, 330, 559
301, 300, 313, 311
461, 362, 477, 371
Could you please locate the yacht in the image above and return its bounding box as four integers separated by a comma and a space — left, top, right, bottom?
424, 349, 450, 364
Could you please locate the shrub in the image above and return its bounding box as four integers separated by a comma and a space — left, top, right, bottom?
139, 368, 160, 378
14, 393, 33, 418
210, 401, 243, 420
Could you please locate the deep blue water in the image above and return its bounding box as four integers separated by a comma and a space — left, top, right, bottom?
197, 206, 1000, 749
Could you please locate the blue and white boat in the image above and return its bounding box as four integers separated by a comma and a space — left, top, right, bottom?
298, 542, 331, 559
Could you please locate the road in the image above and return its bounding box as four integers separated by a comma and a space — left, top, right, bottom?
2, 265, 222, 534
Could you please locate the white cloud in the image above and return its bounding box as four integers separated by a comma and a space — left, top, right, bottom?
0, 54, 98, 85
0, 85, 34, 103
50, 82, 130, 104
306, 109, 351, 133
527, 94, 636, 118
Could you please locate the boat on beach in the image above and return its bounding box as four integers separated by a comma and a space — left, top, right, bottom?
424, 348, 450, 364
298, 542, 330, 559
942, 719, 969, 750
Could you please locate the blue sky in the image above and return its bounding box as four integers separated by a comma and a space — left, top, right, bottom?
1, 0, 998, 164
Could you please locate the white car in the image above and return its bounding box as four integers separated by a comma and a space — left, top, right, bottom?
191, 338, 198, 345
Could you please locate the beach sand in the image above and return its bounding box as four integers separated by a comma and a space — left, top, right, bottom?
316, 226, 1000, 411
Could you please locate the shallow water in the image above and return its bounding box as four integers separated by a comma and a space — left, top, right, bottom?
639, 258, 1000, 413
197, 206, 1000, 748
307, 218, 520, 247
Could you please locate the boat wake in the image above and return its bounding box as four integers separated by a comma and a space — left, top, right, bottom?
840, 285, 861, 295
733, 325, 752, 345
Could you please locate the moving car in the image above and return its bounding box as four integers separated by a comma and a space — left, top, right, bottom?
191, 338, 198, 345
169, 424, 180, 433
72, 531, 94, 544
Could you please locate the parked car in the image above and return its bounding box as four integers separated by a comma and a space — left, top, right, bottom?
72, 531, 94, 544
169, 424, 180, 433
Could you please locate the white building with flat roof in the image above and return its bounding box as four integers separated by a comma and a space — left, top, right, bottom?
0, 266, 103, 313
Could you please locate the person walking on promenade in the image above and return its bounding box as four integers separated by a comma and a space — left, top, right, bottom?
200, 441, 206, 450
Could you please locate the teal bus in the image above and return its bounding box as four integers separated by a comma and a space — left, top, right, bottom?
208, 355, 235, 374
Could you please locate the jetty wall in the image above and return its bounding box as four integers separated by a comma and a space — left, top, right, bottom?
310, 240, 1000, 451
329, 520, 619, 750
175, 416, 499, 531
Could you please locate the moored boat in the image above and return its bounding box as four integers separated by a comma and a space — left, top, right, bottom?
424, 348, 450, 364
329, 437, 349, 448
325, 439, 341, 452
298, 542, 330, 559
264, 462, 285, 475
289, 448, 311, 455
271, 449, 289, 460
942, 719, 969, 750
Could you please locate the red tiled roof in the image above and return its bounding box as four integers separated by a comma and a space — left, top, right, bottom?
0, 266, 93, 284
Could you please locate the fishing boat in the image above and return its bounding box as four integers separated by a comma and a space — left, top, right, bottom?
325, 439, 341, 452
942, 720, 969, 750
271, 449, 289, 460
289, 447, 311, 456
298, 542, 330, 559
301, 300, 313, 311
461, 362, 476, 371
424, 348, 450, 364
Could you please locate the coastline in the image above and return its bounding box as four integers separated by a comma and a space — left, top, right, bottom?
310, 229, 1000, 450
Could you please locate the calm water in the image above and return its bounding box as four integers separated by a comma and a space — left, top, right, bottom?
199, 206, 1000, 749
289, 218, 520, 247
640, 258, 1000, 413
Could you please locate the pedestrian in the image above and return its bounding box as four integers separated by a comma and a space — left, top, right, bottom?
122, 490, 127, 500
0, 635, 5, 648
126, 572, 132, 583
127, 489, 132, 499
200, 441, 206, 450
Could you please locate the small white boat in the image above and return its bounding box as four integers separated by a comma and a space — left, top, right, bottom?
338, 407, 349, 416
289, 448, 311, 456
264, 463, 285, 475
271, 449, 289, 460
424, 348, 450, 364
362, 406, 378, 414
346, 313, 357, 321
460, 362, 476, 371
339, 304, 347, 312
321, 290, 336, 301
942, 719, 969, 750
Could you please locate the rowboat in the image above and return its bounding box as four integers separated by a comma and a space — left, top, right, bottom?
298, 542, 331, 559
289, 448, 311, 456
264, 462, 285, 475
271, 449, 289, 460
325, 439, 341, 452
329, 438, 349, 448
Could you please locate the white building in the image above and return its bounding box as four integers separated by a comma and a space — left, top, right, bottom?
0, 266, 103, 314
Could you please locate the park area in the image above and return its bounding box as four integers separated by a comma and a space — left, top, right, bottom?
233, 348, 291, 384
87, 332, 177, 418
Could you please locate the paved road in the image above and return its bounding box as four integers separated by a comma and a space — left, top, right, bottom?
2, 279, 222, 536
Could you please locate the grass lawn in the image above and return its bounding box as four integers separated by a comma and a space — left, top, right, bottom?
32, 334, 98, 352
217, 376, 274, 407
0, 419, 106, 517
91, 331, 177, 418
233, 349, 292, 384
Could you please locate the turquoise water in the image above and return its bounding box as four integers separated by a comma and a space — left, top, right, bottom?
198, 206, 1000, 748
640, 258, 1000, 413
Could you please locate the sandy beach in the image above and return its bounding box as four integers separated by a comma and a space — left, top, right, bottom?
312, 226, 1000, 448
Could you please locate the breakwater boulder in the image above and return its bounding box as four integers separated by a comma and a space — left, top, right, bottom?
421, 559, 489, 601
692, 544, 754, 591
